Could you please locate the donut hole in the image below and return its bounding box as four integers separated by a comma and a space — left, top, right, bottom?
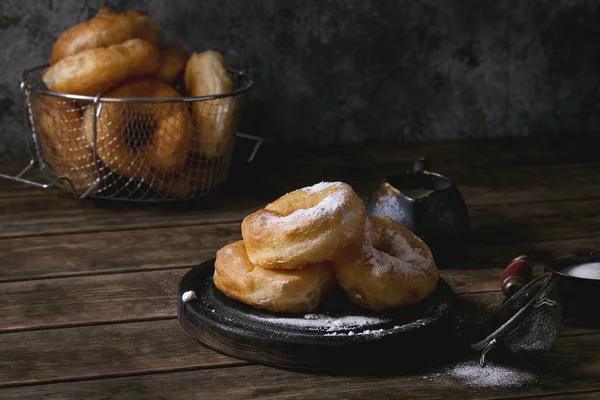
266, 191, 318, 216
370, 236, 393, 258
365, 221, 400, 260
125, 119, 156, 149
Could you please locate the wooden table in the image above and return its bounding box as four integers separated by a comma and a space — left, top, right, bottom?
1, 136, 599, 399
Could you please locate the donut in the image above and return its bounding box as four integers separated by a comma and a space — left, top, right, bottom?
156, 44, 189, 84
333, 214, 439, 311
34, 96, 104, 192
82, 79, 193, 180
43, 38, 160, 96
184, 51, 236, 159
50, 7, 161, 65
214, 241, 336, 313
241, 182, 367, 270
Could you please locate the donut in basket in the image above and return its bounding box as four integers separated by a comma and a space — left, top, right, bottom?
36, 6, 240, 198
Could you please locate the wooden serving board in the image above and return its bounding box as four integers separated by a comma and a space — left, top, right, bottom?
178, 259, 458, 372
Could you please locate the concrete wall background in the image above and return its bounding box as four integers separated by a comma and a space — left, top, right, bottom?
1, 0, 599, 160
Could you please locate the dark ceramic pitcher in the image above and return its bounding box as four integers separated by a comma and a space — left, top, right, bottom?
366, 158, 470, 265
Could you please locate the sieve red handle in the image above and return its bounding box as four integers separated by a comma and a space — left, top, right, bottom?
501, 255, 534, 296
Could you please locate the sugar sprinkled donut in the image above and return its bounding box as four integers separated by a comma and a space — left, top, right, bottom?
43, 38, 160, 96
241, 182, 367, 270
50, 7, 161, 65
333, 214, 439, 311
213, 241, 336, 313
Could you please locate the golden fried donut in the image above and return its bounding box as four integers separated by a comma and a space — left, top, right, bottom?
333, 214, 439, 311
82, 79, 193, 179
214, 241, 336, 313
156, 44, 189, 84
184, 50, 236, 159
43, 38, 160, 96
50, 7, 161, 65
34, 96, 104, 192
241, 182, 367, 270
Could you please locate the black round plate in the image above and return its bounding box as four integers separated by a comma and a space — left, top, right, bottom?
178, 259, 457, 372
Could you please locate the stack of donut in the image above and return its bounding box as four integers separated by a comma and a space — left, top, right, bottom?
213, 181, 440, 313
36, 6, 237, 196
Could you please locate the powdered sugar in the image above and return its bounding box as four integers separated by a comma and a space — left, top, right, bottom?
425, 361, 535, 387
324, 319, 427, 337
301, 181, 342, 195
361, 219, 430, 277
264, 189, 351, 229
249, 312, 430, 338
562, 262, 600, 280
304, 313, 327, 319
181, 290, 197, 303
247, 313, 390, 332
325, 328, 388, 337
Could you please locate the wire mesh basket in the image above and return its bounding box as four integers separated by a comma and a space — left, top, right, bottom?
0, 65, 255, 202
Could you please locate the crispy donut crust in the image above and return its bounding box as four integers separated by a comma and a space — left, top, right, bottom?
34, 96, 103, 192
50, 7, 161, 65
184, 51, 236, 159
333, 215, 439, 311
214, 241, 336, 313
43, 38, 160, 96
241, 182, 367, 270
82, 79, 193, 179
156, 44, 189, 84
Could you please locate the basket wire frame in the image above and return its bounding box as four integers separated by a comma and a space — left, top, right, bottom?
0, 65, 258, 202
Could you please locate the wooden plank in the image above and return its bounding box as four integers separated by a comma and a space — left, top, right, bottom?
0, 223, 242, 282
1, 214, 598, 285
467, 198, 600, 246
537, 393, 600, 399
279, 160, 600, 207
0, 269, 183, 333
0, 193, 265, 239
0, 319, 245, 388
2, 250, 596, 334
1, 156, 600, 239
0, 164, 599, 243
3, 330, 600, 399
0, 266, 475, 333
0, 292, 593, 390
465, 236, 600, 268
1, 135, 595, 194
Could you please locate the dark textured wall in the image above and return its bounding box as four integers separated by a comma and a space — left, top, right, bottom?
1, 0, 600, 160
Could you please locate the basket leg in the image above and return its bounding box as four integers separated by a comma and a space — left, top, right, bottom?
0, 158, 84, 197
0, 159, 52, 189
79, 179, 100, 199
